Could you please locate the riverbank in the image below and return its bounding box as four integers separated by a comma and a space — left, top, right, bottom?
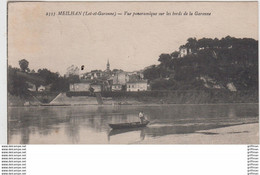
8, 89, 258, 106
71, 90, 259, 104
138, 123, 259, 144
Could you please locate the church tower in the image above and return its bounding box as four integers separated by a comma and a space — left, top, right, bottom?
106, 59, 110, 71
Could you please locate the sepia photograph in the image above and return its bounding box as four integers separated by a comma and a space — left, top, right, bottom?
7, 1, 258, 144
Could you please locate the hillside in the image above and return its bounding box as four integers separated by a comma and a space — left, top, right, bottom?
144, 36, 258, 92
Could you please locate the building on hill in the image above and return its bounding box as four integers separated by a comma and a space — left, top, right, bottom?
81, 72, 92, 80
127, 71, 144, 80
76, 60, 113, 91
70, 82, 91, 92
26, 82, 51, 92
178, 46, 192, 58
110, 71, 128, 91
27, 81, 36, 91
81, 61, 112, 80
110, 70, 146, 91
126, 80, 148, 92
112, 71, 129, 86
111, 84, 124, 91
69, 80, 102, 92
38, 85, 46, 92
89, 70, 103, 79
72, 60, 148, 92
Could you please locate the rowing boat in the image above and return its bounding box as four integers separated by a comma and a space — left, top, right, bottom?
108, 127, 145, 137
109, 120, 149, 129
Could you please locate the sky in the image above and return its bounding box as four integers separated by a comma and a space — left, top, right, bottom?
8, 2, 258, 75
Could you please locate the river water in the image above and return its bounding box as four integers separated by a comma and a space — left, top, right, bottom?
8, 104, 258, 144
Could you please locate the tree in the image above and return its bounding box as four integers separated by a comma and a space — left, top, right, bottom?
37, 68, 60, 85
186, 37, 197, 51
7, 66, 28, 96
171, 51, 179, 59
143, 65, 160, 80
19, 59, 29, 72
158, 54, 171, 69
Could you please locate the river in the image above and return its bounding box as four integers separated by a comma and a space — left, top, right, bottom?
8, 103, 258, 144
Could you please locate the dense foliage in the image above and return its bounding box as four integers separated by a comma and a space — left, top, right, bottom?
8, 66, 29, 96
7, 60, 78, 96
144, 36, 258, 91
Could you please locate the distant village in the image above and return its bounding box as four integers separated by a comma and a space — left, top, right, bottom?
14, 45, 193, 95
66, 46, 196, 93
19, 42, 235, 94
67, 60, 149, 93
23, 46, 195, 94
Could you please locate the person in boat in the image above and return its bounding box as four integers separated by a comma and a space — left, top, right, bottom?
139, 111, 145, 124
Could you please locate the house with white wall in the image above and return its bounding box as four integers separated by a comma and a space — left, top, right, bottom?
126, 80, 148, 92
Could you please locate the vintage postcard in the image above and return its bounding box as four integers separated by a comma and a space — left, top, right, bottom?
7, 1, 258, 144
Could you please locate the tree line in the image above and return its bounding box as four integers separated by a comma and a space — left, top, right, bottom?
8, 59, 79, 97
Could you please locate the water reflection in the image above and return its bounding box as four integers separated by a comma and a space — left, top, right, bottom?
8, 104, 259, 144
107, 127, 146, 142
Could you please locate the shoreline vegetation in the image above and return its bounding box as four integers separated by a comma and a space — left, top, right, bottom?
8, 90, 258, 106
